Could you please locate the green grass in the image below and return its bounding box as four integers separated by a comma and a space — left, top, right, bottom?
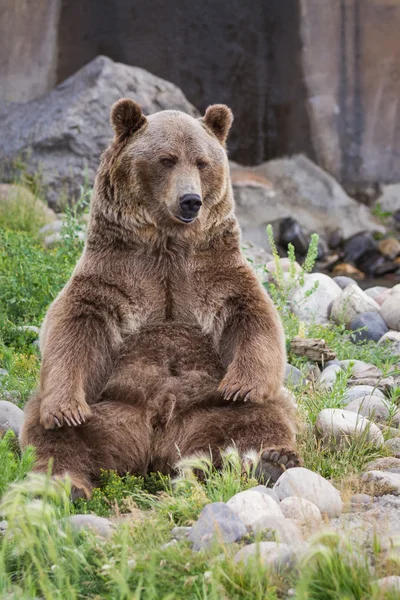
1, 184, 400, 598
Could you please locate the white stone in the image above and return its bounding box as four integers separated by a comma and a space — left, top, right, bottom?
346, 395, 398, 424
315, 408, 384, 447
376, 576, 400, 592
273, 467, 343, 518
362, 471, 400, 495
280, 497, 322, 525
343, 385, 385, 405
251, 516, 303, 543
291, 273, 341, 325
330, 284, 380, 328
380, 292, 400, 332
227, 489, 283, 529
67, 514, 113, 538
0, 401, 24, 436
317, 364, 342, 389
233, 541, 300, 571
378, 331, 400, 355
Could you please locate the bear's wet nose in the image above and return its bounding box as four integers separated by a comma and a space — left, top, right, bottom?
179, 194, 202, 219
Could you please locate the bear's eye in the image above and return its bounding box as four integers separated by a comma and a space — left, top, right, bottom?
160, 157, 177, 168
197, 160, 208, 170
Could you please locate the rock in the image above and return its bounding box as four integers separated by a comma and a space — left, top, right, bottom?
366, 458, 400, 472
357, 249, 399, 278
0, 401, 24, 436
0, 520, 7, 534
380, 291, 400, 331
343, 385, 385, 406
350, 494, 373, 512
231, 155, 384, 251
315, 408, 384, 447
376, 576, 400, 593
379, 238, 400, 260
242, 241, 272, 283
317, 364, 342, 389
332, 276, 358, 289
0, 183, 56, 226
279, 217, 310, 255
188, 503, 247, 551
67, 514, 113, 538
273, 467, 342, 518
385, 438, 400, 457
350, 312, 389, 343
330, 285, 380, 328
362, 471, 400, 495
0, 56, 198, 208
364, 286, 389, 300
0, 369, 8, 377
332, 264, 365, 280
374, 288, 392, 306
39, 220, 64, 235
233, 541, 301, 572
346, 395, 398, 425
376, 184, 400, 215
328, 228, 344, 250
171, 526, 192, 541
284, 364, 307, 388
378, 331, 400, 355
291, 273, 341, 325
344, 361, 394, 390
44, 230, 86, 248
251, 486, 280, 504
280, 497, 322, 526
226, 489, 283, 530
343, 232, 376, 264
251, 516, 303, 543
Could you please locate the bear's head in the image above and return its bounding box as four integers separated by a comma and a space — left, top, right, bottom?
95, 99, 234, 239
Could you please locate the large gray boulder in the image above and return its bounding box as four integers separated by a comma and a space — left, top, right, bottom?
0, 55, 198, 209
231, 155, 383, 250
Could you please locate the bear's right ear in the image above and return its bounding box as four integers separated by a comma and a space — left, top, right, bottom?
110, 98, 147, 140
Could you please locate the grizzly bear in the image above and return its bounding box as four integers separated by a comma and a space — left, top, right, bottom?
21, 100, 300, 498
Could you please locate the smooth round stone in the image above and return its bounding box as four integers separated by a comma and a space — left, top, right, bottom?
332, 276, 358, 289
380, 291, 400, 331
291, 273, 341, 325
188, 502, 247, 551
366, 457, 400, 472
171, 526, 192, 540
284, 363, 306, 388
379, 330, 400, 355
343, 385, 385, 405
67, 515, 113, 538
362, 471, 400, 495
233, 541, 301, 572
385, 438, 400, 457
0, 401, 24, 436
350, 312, 389, 343
364, 286, 390, 300
280, 497, 322, 525
227, 489, 283, 530
251, 516, 303, 543
273, 467, 342, 518
317, 364, 342, 389
315, 408, 384, 447
251, 486, 280, 504
346, 395, 398, 424
376, 576, 400, 592
330, 284, 380, 328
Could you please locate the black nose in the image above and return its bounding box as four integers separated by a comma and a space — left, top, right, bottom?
179, 194, 202, 218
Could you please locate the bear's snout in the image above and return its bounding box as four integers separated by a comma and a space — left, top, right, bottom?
178, 194, 202, 223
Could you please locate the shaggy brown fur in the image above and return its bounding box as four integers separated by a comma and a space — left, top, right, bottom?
21, 100, 298, 496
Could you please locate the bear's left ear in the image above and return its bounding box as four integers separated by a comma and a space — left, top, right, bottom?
202, 104, 233, 144
110, 98, 147, 140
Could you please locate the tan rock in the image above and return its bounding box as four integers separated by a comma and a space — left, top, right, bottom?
378, 238, 400, 259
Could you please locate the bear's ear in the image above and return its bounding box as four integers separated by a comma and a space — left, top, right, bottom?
110, 98, 147, 140
202, 104, 233, 144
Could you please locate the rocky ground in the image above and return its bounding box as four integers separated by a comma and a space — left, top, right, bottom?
0, 184, 400, 598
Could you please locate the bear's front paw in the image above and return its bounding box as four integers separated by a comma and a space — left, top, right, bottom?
218, 368, 270, 404
40, 395, 92, 430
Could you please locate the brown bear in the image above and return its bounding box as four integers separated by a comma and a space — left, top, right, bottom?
21, 100, 300, 498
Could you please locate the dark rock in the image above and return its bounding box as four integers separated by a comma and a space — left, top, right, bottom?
350, 312, 389, 343
188, 502, 247, 551
356, 249, 398, 278
279, 218, 310, 255
328, 228, 344, 250
0, 56, 198, 209
343, 232, 376, 264
284, 364, 307, 388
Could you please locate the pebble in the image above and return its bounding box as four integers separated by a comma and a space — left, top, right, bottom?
317, 364, 342, 389
315, 408, 384, 448
171, 526, 192, 541
0, 401, 25, 436
188, 503, 247, 551
380, 291, 400, 331
233, 541, 301, 572
376, 576, 400, 592
67, 514, 113, 538
379, 330, 400, 355
280, 497, 322, 525
227, 489, 283, 530
291, 273, 341, 325
343, 385, 385, 405
251, 516, 303, 543
362, 471, 400, 495
350, 312, 388, 343
330, 284, 380, 328
273, 467, 342, 518
346, 395, 398, 424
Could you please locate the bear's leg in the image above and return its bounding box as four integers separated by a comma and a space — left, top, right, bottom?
21, 395, 152, 498
155, 393, 300, 483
